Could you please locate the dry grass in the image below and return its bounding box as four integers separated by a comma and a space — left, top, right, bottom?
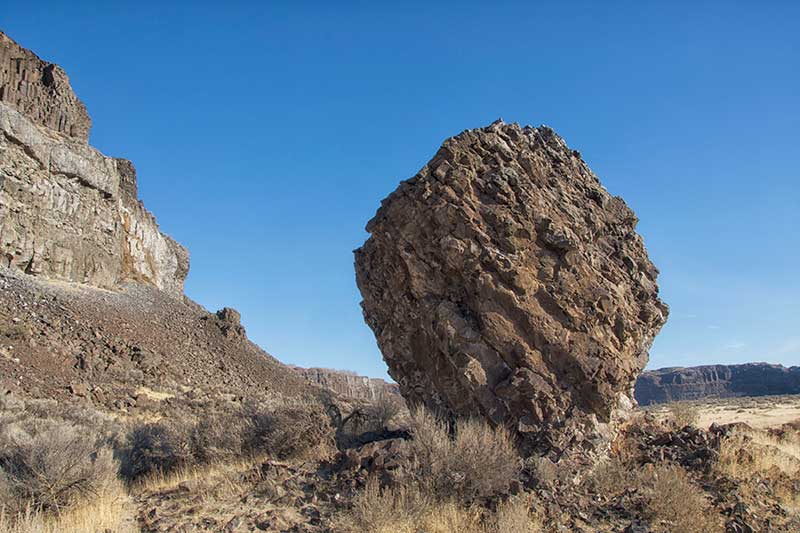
0, 479, 134, 533
131, 455, 260, 495
644, 463, 720, 533
408, 407, 521, 501
590, 459, 720, 532
716, 423, 800, 512
338, 478, 540, 533
0, 416, 118, 514
648, 395, 800, 430
666, 401, 699, 428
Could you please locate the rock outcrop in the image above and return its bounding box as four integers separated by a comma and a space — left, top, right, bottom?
355, 120, 668, 457
0, 33, 188, 295
635, 363, 800, 405
0, 31, 91, 141
293, 367, 401, 401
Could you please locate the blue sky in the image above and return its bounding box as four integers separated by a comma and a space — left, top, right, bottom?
3, 2, 798, 378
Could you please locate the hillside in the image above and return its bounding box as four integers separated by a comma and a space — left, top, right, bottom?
0, 30, 317, 407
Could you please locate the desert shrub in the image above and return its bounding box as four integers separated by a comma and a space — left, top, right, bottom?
0, 478, 132, 533
589, 455, 636, 496
588, 456, 719, 532
487, 496, 541, 533
408, 407, 521, 501
242, 399, 335, 460
716, 426, 800, 512
339, 478, 539, 533
666, 401, 699, 429
118, 421, 192, 481
339, 477, 431, 533
0, 418, 116, 513
643, 463, 719, 533
189, 413, 244, 464
365, 393, 404, 430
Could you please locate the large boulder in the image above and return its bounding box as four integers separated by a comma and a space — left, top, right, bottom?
355, 120, 668, 457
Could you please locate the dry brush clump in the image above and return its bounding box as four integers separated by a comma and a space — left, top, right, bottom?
716, 423, 800, 512
118, 421, 194, 482
339, 478, 539, 533
589, 456, 720, 533
241, 398, 335, 460
339, 407, 528, 532
407, 407, 522, 502
118, 394, 335, 483
0, 395, 128, 532
666, 401, 700, 429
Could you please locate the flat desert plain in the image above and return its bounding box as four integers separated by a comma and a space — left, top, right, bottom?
646, 394, 800, 429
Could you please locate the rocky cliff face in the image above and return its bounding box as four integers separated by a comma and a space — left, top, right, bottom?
355, 120, 668, 457
635, 363, 800, 405
0, 31, 91, 141
0, 33, 188, 295
293, 367, 400, 401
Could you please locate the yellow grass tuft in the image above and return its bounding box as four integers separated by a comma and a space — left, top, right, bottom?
716, 423, 800, 512
0, 480, 134, 533
337, 478, 541, 533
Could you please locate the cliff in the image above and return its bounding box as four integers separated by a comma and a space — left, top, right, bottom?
0, 31, 90, 141
293, 367, 400, 401
0, 32, 188, 295
635, 363, 800, 405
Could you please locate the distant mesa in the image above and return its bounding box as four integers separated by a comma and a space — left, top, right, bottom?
0, 31, 188, 295
355, 119, 668, 458
635, 363, 800, 405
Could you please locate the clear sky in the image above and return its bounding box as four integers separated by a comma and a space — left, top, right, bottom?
2, 2, 798, 378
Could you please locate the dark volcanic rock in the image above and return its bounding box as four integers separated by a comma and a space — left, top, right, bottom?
0, 31, 91, 141
355, 120, 668, 457
635, 363, 800, 405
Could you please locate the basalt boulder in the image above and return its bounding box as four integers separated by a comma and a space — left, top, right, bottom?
355, 120, 668, 458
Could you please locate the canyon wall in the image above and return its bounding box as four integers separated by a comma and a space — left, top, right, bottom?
0, 32, 188, 295
635, 363, 800, 405
293, 367, 400, 401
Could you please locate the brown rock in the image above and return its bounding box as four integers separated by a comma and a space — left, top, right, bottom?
355, 120, 668, 457
0, 31, 91, 141
216, 307, 246, 338
0, 32, 189, 295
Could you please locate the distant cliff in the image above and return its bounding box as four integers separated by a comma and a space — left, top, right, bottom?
292, 367, 400, 401
634, 363, 800, 405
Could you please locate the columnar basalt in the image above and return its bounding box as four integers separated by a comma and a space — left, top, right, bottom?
0, 33, 187, 295
0, 31, 91, 141
355, 120, 668, 457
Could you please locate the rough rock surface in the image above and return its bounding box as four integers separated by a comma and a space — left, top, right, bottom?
0, 31, 91, 141
0, 34, 188, 295
293, 367, 401, 401
635, 363, 800, 405
355, 120, 668, 456
0, 266, 319, 408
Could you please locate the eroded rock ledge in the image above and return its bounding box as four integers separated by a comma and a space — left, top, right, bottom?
0, 33, 188, 295
0, 31, 91, 141
635, 363, 800, 405
355, 120, 668, 457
